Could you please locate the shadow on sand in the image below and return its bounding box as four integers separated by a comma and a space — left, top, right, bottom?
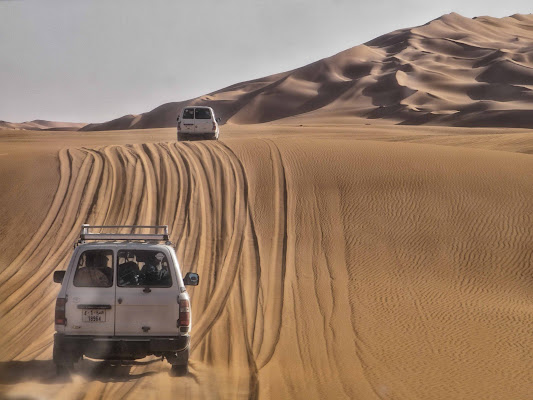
0, 358, 161, 385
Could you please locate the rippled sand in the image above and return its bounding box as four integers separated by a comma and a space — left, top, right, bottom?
0, 123, 532, 399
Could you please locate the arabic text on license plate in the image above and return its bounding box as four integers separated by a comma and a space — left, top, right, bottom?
82, 309, 106, 322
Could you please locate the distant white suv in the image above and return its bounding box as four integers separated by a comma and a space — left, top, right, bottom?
53, 225, 199, 376
177, 106, 220, 141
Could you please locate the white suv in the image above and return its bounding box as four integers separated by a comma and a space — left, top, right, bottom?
177, 106, 220, 141
52, 225, 199, 376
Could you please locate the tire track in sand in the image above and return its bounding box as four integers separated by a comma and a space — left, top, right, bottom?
0, 139, 291, 399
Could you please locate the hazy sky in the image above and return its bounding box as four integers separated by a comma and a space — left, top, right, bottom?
0, 0, 531, 123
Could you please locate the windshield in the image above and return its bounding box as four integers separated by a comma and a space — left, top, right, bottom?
195, 108, 212, 119
117, 249, 172, 287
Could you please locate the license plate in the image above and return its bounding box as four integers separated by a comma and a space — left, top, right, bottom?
82, 309, 106, 322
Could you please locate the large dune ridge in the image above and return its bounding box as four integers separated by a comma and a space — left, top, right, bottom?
78, 12, 533, 131
0, 123, 532, 399
0, 120, 87, 131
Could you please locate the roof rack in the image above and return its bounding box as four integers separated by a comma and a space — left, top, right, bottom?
79, 224, 170, 242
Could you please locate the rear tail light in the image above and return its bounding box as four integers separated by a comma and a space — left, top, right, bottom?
55, 297, 67, 325
212, 122, 216, 131
178, 298, 190, 327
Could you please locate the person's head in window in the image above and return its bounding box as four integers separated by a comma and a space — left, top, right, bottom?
74, 250, 113, 287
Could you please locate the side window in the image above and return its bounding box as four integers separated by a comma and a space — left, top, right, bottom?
195, 108, 212, 119
117, 250, 172, 287
182, 108, 194, 119
73, 250, 113, 287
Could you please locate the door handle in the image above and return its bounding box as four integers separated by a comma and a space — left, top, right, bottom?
117, 298, 123, 304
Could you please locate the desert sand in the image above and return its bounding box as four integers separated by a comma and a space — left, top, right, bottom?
0, 119, 532, 399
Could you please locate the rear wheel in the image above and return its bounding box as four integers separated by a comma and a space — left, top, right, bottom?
53, 336, 78, 376
177, 133, 188, 142
170, 364, 189, 377
55, 363, 73, 377
166, 347, 189, 377
53, 347, 74, 376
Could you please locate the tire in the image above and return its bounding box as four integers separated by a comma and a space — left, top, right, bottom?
53, 335, 78, 373
170, 364, 189, 377
55, 363, 73, 377
177, 133, 188, 142
205, 133, 218, 141
166, 346, 189, 377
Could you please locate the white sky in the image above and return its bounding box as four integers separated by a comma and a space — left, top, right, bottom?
0, 0, 531, 123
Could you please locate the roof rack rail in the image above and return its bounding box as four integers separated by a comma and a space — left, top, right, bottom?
79, 224, 170, 242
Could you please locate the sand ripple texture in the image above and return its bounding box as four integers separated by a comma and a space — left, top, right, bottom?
0, 138, 532, 399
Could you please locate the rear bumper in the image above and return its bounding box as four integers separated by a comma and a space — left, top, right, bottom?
54, 333, 189, 360
177, 130, 218, 137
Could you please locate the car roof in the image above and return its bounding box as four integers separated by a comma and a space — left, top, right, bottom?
182, 106, 213, 110
76, 242, 173, 250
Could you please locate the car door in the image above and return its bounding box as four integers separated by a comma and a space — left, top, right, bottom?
194, 108, 213, 134
64, 248, 116, 335
180, 108, 196, 134
115, 248, 180, 336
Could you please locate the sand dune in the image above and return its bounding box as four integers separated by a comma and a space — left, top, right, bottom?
79, 13, 533, 131
0, 120, 87, 131
0, 125, 532, 399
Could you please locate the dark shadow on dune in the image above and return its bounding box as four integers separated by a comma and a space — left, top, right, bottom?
292, 81, 354, 117
364, 104, 407, 119
476, 60, 533, 85
362, 72, 417, 107
365, 28, 412, 54
397, 112, 440, 125
466, 83, 533, 102
0, 358, 160, 385
445, 110, 533, 128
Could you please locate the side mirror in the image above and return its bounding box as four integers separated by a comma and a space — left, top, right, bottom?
216, 117, 221, 123
177, 116, 180, 121
183, 272, 199, 286
53, 270, 66, 283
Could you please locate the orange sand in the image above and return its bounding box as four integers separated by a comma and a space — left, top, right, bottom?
0, 121, 532, 399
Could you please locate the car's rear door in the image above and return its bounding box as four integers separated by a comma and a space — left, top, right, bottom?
180, 108, 196, 135
194, 108, 213, 134
64, 248, 116, 335
115, 248, 180, 336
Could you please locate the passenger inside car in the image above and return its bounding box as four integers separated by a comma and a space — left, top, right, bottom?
73, 250, 113, 287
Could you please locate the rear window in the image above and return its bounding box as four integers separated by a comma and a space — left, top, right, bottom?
73, 250, 113, 287
195, 108, 212, 119
182, 108, 194, 119
117, 250, 172, 287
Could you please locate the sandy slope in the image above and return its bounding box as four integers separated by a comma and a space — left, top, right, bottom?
81, 13, 533, 131
0, 125, 532, 399
0, 120, 87, 131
